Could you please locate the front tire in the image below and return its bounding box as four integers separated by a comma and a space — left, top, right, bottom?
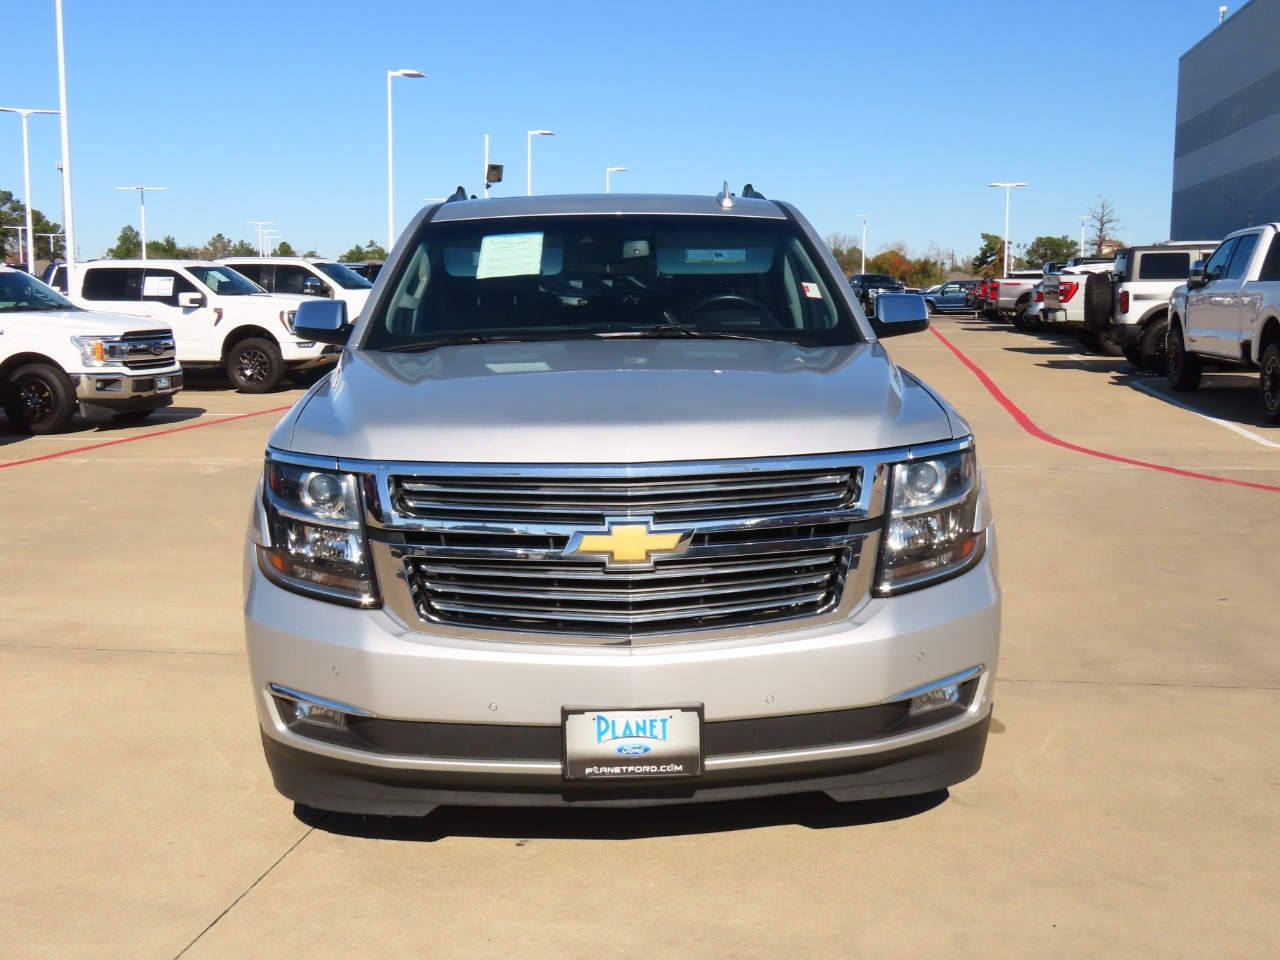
1166, 320, 1202, 391
1260, 343, 1280, 425
3, 362, 77, 434
227, 337, 285, 393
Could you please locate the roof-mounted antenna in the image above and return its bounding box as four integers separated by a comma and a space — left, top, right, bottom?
445, 186, 468, 203
741, 183, 766, 199
717, 181, 734, 209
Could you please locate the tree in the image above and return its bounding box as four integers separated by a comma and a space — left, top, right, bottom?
302, 248, 320, 258
229, 239, 257, 256
1087, 198, 1123, 255
205, 233, 233, 260
1, 188, 63, 263
339, 240, 388, 263
824, 231, 864, 276
271, 240, 297, 257
1023, 235, 1080, 268
107, 225, 141, 259
971, 232, 1006, 274
147, 234, 199, 259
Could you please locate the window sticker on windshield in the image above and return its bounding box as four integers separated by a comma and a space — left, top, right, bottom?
477, 232, 545, 279
686, 249, 747, 264
143, 275, 174, 297
801, 282, 822, 299
485, 361, 552, 374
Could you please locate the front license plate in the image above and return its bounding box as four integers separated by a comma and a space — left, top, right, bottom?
562, 705, 703, 780
155, 376, 172, 392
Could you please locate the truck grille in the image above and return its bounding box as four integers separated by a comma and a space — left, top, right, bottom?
120, 330, 177, 370
392, 468, 857, 525
372, 459, 880, 645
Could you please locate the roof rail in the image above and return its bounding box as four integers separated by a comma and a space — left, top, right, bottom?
741, 183, 766, 199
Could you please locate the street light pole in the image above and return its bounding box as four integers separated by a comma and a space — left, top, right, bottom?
0, 107, 59, 275
246, 221, 274, 257
606, 166, 627, 193
2, 225, 25, 265
527, 130, 555, 195
54, 0, 77, 280
988, 181, 1028, 275
858, 214, 868, 274
387, 68, 425, 250
116, 186, 166, 260
1079, 215, 1089, 257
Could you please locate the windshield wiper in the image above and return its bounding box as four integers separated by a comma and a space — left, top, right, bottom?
594, 325, 822, 346
382, 334, 529, 353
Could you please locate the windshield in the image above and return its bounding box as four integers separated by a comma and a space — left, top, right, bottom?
186, 265, 264, 296
0, 270, 77, 312
362, 215, 856, 351
314, 261, 374, 290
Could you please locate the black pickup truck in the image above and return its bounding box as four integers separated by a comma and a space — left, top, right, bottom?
847, 273, 905, 317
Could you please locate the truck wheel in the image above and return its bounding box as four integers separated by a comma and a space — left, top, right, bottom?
3, 362, 77, 434
1122, 343, 1144, 367
227, 337, 285, 393
1139, 315, 1170, 375
1166, 321, 1202, 391
1083, 273, 1113, 332
1261, 343, 1280, 424
1078, 328, 1123, 357
924, 299, 937, 316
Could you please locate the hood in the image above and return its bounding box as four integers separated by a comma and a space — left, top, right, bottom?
3, 307, 169, 335
339, 287, 371, 320
274, 338, 958, 464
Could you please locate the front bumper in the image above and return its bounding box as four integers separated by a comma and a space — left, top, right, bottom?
70, 368, 184, 405
244, 537, 1001, 814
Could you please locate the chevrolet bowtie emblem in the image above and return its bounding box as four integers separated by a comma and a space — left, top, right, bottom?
565, 519, 692, 569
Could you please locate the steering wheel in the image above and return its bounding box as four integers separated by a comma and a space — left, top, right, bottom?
680, 293, 780, 326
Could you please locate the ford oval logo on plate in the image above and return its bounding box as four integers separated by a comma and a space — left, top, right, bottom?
616, 743, 651, 756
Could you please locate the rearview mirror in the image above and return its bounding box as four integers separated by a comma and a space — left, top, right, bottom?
870, 293, 930, 337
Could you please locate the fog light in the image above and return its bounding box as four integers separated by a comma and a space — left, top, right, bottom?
295, 701, 348, 729
908, 683, 960, 716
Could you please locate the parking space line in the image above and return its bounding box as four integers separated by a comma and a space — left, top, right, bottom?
930, 327, 1280, 494
1129, 380, 1280, 449
0, 406, 292, 471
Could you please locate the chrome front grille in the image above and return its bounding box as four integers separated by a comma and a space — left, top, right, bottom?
392, 468, 858, 525
120, 331, 177, 370
408, 547, 855, 637
364, 456, 889, 646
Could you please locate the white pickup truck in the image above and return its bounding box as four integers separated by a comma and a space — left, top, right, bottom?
1039, 258, 1117, 353
1167, 222, 1280, 423
64, 260, 338, 392
0, 266, 182, 433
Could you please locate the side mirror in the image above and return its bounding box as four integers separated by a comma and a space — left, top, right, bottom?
302, 276, 329, 298
870, 292, 930, 337
293, 298, 352, 345
178, 292, 205, 308
1186, 261, 1206, 290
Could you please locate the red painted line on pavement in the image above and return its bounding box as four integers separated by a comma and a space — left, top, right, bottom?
0, 406, 292, 471
930, 325, 1280, 494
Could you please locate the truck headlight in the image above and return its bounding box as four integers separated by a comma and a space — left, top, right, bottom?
875, 448, 986, 595
280, 310, 297, 335
257, 460, 378, 606
71, 335, 128, 367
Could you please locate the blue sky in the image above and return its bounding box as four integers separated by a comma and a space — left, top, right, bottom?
2, 0, 1236, 264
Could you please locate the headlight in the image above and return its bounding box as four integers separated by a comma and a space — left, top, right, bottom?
280, 310, 297, 335
875, 447, 986, 595
257, 459, 378, 605
71, 335, 128, 367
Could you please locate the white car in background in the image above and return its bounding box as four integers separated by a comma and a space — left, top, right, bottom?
218, 257, 374, 323
64, 260, 338, 392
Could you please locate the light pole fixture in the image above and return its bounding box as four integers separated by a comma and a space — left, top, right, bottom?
55, 0, 78, 277
988, 182, 1027, 276
1079, 214, 1089, 257
387, 68, 426, 249
246, 221, 274, 257
606, 166, 627, 193
0, 107, 60, 275
116, 186, 166, 261
527, 130, 555, 196
858, 214, 868, 274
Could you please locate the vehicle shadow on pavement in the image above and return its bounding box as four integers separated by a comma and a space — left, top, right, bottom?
0, 405, 209, 442
295, 790, 949, 842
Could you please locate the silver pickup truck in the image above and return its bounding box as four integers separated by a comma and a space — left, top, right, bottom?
1168, 222, 1280, 422
243, 187, 1001, 816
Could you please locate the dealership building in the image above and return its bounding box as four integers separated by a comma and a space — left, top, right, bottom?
1171, 0, 1280, 240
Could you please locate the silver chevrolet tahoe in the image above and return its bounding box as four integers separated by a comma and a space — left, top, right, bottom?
244, 186, 1001, 816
